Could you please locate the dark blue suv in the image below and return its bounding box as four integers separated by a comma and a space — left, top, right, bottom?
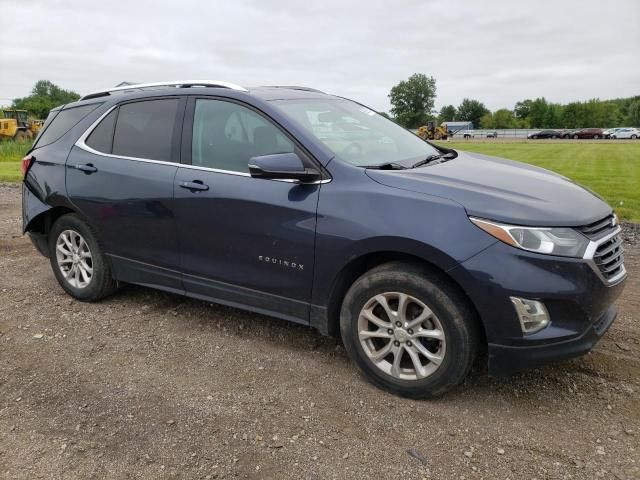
22, 81, 626, 397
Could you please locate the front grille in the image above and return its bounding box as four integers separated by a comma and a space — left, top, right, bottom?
593, 234, 624, 281
579, 214, 625, 284
578, 214, 616, 239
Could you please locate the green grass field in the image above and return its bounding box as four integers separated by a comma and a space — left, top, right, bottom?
0, 141, 31, 182
2, 140, 639, 222
436, 142, 640, 223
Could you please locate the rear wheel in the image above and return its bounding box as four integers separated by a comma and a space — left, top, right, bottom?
573, 134, 579, 139
48, 214, 117, 301
594, 135, 600, 139
340, 262, 479, 398
632, 134, 637, 140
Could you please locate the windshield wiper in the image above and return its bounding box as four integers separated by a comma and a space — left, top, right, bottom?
362, 162, 407, 170
411, 151, 456, 169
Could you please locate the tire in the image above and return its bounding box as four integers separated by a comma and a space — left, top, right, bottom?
339, 262, 480, 398
594, 135, 599, 139
532, 135, 538, 139
48, 213, 117, 301
14, 130, 28, 143
632, 134, 637, 140
573, 134, 579, 139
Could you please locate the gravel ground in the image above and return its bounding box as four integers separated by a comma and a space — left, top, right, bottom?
0, 183, 638, 480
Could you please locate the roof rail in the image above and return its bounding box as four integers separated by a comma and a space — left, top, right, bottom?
80, 80, 248, 100
263, 85, 326, 94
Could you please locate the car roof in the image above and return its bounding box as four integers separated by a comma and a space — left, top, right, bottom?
67, 81, 332, 108
57, 84, 335, 113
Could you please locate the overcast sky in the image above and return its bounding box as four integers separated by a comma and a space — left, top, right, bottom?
1, 0, 638, 112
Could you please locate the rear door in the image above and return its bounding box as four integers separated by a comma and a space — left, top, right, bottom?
67, 97, 186, 291
173, 97, 321, 323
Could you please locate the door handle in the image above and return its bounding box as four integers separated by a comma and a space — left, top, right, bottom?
74, 163, 98, 173
179, 180, 210, 191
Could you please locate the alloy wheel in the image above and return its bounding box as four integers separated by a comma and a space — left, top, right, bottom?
55, 229, 93, 289
357, 292, 446, 381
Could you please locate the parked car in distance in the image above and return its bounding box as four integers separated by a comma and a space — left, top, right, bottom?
21, 80, 627, 398
603, 127, 622, 139
610, 127, 639, 139
461, 130, 497, 139
559, 129, 580, 138
527, 130, 561, 139
571, 128, 604, 139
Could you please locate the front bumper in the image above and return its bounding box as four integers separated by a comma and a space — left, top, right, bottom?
487, 304, 616, 375
448, 240, 626, 375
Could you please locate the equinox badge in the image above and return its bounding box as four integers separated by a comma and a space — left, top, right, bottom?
258, 255, 304, 270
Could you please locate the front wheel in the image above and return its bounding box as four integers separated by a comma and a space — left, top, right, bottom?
48, 214, 118, 301
340, 262, 480, 398
632, 134, 637, 139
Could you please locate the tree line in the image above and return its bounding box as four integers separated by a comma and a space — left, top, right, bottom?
389, 73, 640, 130
7, 78, 640, 130
9, 80, 80, 119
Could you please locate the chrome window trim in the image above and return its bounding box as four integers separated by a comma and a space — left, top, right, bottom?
582, 226, 626, 286
75, 106, 330, 184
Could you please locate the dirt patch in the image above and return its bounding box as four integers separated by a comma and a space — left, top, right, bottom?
622, 222, 640, 247
1, 185, 638, 479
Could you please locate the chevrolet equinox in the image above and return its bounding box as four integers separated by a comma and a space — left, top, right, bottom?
21, 81, 627, 397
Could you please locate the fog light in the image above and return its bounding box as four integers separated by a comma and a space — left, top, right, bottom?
510, 297, 550, 334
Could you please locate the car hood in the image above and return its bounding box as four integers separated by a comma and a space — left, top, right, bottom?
366, 150, 611, 226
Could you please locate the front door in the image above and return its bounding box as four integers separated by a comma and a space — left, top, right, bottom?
174, 98, 320, 323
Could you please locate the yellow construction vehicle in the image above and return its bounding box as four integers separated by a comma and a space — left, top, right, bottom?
417, 121, 448, 141
0, 109, 42, 143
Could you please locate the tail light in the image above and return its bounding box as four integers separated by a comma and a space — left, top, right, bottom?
21, 154, 34, 179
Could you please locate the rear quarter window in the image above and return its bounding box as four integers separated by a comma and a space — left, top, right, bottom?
35, 103, 101, 149
85, 108, 117, 153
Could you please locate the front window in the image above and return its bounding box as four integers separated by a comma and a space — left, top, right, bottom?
192, 99, 294, 173
272, 98, 441, 167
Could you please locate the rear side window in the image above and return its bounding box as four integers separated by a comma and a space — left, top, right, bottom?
85, 109, 117, 153
112, 99, 180, 162
35, 103, 101, 148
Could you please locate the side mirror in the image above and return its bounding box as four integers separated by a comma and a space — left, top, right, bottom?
249, 153, 321, 183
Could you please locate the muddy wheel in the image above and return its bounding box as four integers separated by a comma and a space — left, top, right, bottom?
340, 262, 480, 398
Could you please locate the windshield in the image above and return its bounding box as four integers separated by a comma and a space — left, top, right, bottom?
272, 98, 441, 167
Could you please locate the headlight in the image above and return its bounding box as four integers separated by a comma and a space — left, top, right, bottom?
470, 217, 589, 257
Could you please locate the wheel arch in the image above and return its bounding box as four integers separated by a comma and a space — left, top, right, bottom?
316, 250, 487, 349
25, 205, 77, 236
